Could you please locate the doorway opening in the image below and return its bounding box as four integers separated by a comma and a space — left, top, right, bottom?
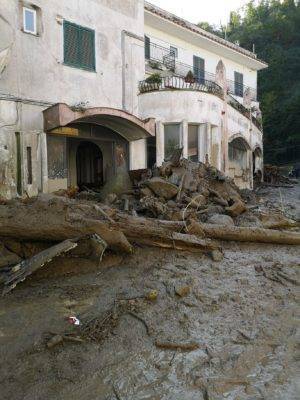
76, 141, 103, 190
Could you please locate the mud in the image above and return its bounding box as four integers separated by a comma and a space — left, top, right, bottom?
0, 185, 299, 400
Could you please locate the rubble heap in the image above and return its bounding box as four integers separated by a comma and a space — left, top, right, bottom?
0, 153, 299, 294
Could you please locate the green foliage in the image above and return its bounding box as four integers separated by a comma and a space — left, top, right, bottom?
198, 0, 300, 164
226, 0, 300, 164
145, 73, 162, 84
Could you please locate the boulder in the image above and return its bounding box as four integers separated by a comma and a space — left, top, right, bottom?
207, 214, 234, 226
145, 177, 178, 200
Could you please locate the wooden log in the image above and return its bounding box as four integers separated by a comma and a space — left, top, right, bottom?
116, 222, 218, 252
188, 221, 300, 246
0, 202, 132, 254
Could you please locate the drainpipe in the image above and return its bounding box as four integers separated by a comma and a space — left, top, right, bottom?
121, 30, 144, 112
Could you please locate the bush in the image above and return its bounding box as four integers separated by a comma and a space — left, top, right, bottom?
145, 73, 162, 84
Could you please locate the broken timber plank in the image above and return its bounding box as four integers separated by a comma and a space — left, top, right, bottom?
1, 239, 77, 295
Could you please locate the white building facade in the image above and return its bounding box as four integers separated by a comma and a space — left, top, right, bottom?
0, 0, 267, 199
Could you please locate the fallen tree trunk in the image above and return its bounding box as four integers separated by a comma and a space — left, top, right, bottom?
0, 202, 132, 254
188, 221, 300, 246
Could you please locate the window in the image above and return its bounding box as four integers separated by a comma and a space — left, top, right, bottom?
26, 146, 33, 185
193, 56, 205, 84
23, 7, 37, 35
234, 71, 244, 97
164, 124, 181, 159
63, 21, 95, 71
188, 124, 199, 162
170, 46, 178, 58
145, 36, 150, 59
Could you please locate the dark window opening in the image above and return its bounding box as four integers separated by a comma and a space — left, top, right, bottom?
63, 20, 95, 71
26, 146, 33, 184
15, 132, 22, 195
234, 71, 244, 97
170, 45, 178, 58
188, 124, 199, 162
193, 55, 205, 84
145, 35, 150, 59
147, 136, 156, 168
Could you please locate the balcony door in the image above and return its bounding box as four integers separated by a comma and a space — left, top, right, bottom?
193, 56, 205, 84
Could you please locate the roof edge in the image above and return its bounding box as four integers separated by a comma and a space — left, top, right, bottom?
145, 2, 268, 68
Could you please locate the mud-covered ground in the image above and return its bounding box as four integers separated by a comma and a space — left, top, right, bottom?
0, 185, 299, 400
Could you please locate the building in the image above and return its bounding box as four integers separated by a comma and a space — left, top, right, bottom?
0, 1, 267, 199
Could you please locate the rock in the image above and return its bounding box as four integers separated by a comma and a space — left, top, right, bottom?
207, 214, 234, 226
145, 177, 178, 200
226, 199, 246, 217
140, 187, 153, 198
167, 200, 177, 208
140, 196, 167, 217
205, 205, 225, 215
210, 249, 224, 261
175, 285, 191, 297
235, 213, 262, 227
189, 193, 207, 208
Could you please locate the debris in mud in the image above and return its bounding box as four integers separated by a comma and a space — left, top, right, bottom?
0, 154, 299, 294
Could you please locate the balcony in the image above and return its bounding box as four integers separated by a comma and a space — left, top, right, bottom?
145, 42, 257, 101
139, 75, 262, 131
139, 75, 223, 98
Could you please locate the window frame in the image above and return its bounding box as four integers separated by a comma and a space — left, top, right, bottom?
163, 123, 182, 160
170, 45, 178, 58
187, 124, 200, 162
234, 71, 244, 97
23, 6, 37, 35
63, 20, 96, 72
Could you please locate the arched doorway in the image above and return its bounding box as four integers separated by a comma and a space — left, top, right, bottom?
228, 137, 251, 188
76, 141, 103, 190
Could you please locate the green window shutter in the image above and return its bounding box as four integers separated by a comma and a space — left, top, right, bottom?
145, 36, 150, 59
63, 20, 95, 71
79, 27, 95, 70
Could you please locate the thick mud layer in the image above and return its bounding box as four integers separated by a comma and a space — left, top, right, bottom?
0, 240, 299, 400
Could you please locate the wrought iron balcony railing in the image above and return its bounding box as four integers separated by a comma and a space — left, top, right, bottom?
145, 42, 257, 101
139, 75, 262, 130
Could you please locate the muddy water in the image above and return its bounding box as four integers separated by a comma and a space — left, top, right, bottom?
0, 240, 299, 400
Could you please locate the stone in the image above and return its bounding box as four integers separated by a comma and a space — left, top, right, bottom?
145, 177, 178, 200
175, 285, 191, 297
226, 199, 246, 217
190, 193, 207, 208
210, 249, 224, 262
205, 205, 225, 215
207, 214, 234, 226
140, 187, 153, 198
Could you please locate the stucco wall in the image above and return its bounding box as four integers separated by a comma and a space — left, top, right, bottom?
0, 0, 146, 198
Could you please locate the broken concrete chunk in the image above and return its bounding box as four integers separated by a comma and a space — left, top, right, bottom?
145, 177, 178, 200
207, 214, 234, 226
140, 187, 153, 198
226, 199, 246, 217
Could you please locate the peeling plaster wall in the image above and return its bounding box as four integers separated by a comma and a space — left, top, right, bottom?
0, 0, 145, 198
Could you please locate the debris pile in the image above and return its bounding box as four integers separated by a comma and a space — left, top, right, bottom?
0, 153, 299, 294
263, 164, 297, 187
